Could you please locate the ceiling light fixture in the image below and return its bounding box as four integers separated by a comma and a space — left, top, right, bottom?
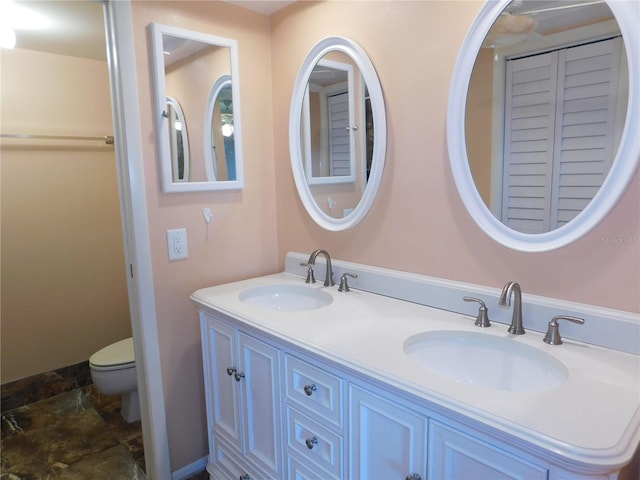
0, 26, 16, 49
0, 1, 51, 30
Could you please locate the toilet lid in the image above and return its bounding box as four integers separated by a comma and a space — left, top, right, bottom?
90, 337, 135, 368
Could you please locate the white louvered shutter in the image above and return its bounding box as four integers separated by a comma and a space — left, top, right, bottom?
328, 91, 351, 176
502, 37, 622, 233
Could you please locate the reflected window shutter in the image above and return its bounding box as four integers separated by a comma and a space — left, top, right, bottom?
549, 37, 622, 229
328, 91, 351, 176
502, 51, 558, 233
502, 37, 621, 232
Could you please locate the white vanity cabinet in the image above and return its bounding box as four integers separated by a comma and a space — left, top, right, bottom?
199, 310, 551, 480
427, 420, 548, 480
195, 291, 635, 480
349, 384, 428, 480
200, 312, 284, 480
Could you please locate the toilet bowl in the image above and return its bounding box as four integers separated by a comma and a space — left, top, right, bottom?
89, 337, 140, 423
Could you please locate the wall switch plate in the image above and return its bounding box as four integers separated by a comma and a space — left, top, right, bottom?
167, 228, 188, 261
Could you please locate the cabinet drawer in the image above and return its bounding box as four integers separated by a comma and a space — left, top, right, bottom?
288, 454, 335, 480
284, 354, 343, 428
286, 406, 343, 480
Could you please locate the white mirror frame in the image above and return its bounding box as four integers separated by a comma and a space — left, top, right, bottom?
290, 36, 387, 231
447, 0, 639, 252
149, 23, 244, 192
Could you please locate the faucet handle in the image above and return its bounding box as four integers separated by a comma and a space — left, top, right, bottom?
463, 297, 491, 327
338, 273, 358, 292
300, 262, 316, 284
543, 315, 585, 345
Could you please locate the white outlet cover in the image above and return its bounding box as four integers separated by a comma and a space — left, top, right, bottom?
167, 228, 188, 261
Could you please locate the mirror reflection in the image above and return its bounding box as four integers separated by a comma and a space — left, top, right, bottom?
150, 23, 244, 192
165, 96, 189, 182
465, 0, 627, 234
205, 75, 236, 181
300, 52, 373, 219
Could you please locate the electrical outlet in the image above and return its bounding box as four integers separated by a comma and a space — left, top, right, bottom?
167, 228, 188, 261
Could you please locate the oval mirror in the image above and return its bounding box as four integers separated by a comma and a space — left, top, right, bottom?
165, 96, 189, 183
290, 36, 386, 231
150, 23, 244, 192
448, 0, 639, 252
204, 75, 236, 181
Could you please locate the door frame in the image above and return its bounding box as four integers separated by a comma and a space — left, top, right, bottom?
103, 1, 171, 477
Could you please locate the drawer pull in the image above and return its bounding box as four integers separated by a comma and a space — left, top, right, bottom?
303, 384, 317, 396
226, 367, 236, 376
234, 371, 245, 382
405, 474, 422, 480
305, 436, 318, 449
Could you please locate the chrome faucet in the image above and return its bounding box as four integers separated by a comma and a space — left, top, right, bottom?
306, 249, 335, 287
499, 281, 525, 335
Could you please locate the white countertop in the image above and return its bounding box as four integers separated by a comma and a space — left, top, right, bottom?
191, 272, 640, 472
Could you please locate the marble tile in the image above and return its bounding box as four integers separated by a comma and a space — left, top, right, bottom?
1, 371, 208, 479
85, 384, 146, 472
1, 361, 92, 413
1, 389, 146, 479
51, 444, 146, 480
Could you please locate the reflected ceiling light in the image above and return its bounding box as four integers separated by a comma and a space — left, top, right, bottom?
483, 13, 537, 48
0, 26, 16, 49
0, 1, 51, 30
221, 124, 234, 137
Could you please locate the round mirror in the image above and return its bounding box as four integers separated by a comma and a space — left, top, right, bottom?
204, 75, 236, 182
165, 96, 189, 183
290, 36, 386, 231
448, 0, 639, 252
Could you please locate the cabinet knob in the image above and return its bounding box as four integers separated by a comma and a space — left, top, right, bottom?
303, 384, 317, 396
305, 436, 318, 449
234, 371, 245, 382
239, 475, 251, 480
226, 367, 236, 376
405, 474, 422, 480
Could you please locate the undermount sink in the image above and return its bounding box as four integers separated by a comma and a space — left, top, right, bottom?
238, 284, 333, 311
403, 330, 568, 392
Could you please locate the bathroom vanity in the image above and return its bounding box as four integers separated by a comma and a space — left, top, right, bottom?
191, 253, 640, 480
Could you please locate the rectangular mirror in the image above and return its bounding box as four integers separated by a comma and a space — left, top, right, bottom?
149, 23, 244, 192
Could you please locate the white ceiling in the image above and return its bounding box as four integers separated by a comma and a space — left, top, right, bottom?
10, 0, 107, 61
8, 0, 295, 62
6, 0, 613, 62
222, 0, 295, 15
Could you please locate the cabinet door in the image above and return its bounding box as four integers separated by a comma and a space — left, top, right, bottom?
238, 332, 283, 479
349, 385, 427, 480
204, 316, 242, 451
428, 421, 547, 480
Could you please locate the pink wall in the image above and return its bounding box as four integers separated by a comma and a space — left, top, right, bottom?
130, 0, 278, 469
1, 48, 131, 383
130, 0, 638, 471
271, 1, 639, 313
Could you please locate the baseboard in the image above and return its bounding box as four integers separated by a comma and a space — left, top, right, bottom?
172, 456, 208, 480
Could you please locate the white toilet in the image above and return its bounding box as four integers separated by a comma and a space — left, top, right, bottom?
89, 337, 140, 423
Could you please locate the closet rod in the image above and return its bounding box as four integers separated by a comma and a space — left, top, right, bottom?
0, 133, 114, 145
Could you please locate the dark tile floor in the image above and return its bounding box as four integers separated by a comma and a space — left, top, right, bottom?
1, 364, 209, 479
2, 385, 147, 479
